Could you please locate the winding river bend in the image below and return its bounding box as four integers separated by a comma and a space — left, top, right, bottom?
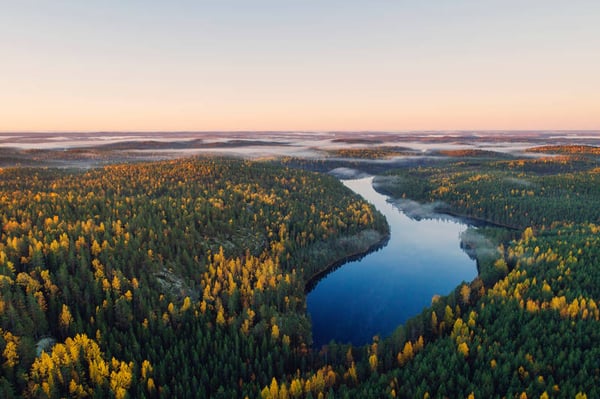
307, 177, 477, 347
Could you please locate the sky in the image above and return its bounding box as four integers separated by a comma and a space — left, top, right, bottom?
1, 1, 599, 132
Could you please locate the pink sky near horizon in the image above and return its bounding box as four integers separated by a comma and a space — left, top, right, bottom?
1, 1, 599, 132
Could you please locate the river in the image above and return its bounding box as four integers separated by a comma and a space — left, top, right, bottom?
306, 176, 477, 347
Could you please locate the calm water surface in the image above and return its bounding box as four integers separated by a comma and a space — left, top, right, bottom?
307, 177, 477, 347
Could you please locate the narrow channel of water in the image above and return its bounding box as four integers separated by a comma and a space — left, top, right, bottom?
307, 176, 477, 347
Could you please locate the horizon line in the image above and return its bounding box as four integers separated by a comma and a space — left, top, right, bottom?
2, 129, 600, 135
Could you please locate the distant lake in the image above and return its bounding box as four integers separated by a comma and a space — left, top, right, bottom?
307, 176, 477, 347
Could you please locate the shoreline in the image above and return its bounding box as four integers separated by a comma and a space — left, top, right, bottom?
304, 229, 390, 293
375, 184, 521, 231
440, 209, 522, 231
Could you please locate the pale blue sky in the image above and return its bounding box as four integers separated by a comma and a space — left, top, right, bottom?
1, 1, 599, 131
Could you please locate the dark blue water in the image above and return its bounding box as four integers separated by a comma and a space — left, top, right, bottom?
307, 177, 477, 347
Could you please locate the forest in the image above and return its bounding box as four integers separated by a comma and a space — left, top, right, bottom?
1, 145, 599, 398
0, 158, 387, 397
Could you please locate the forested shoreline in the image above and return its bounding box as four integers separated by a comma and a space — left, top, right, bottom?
308, 149, 600, 398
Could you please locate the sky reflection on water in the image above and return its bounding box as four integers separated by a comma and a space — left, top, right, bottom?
307, 176, 477, 347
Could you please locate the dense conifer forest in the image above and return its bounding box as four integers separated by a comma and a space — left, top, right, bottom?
0, 158, 387, 397
1, 147, 600, 398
